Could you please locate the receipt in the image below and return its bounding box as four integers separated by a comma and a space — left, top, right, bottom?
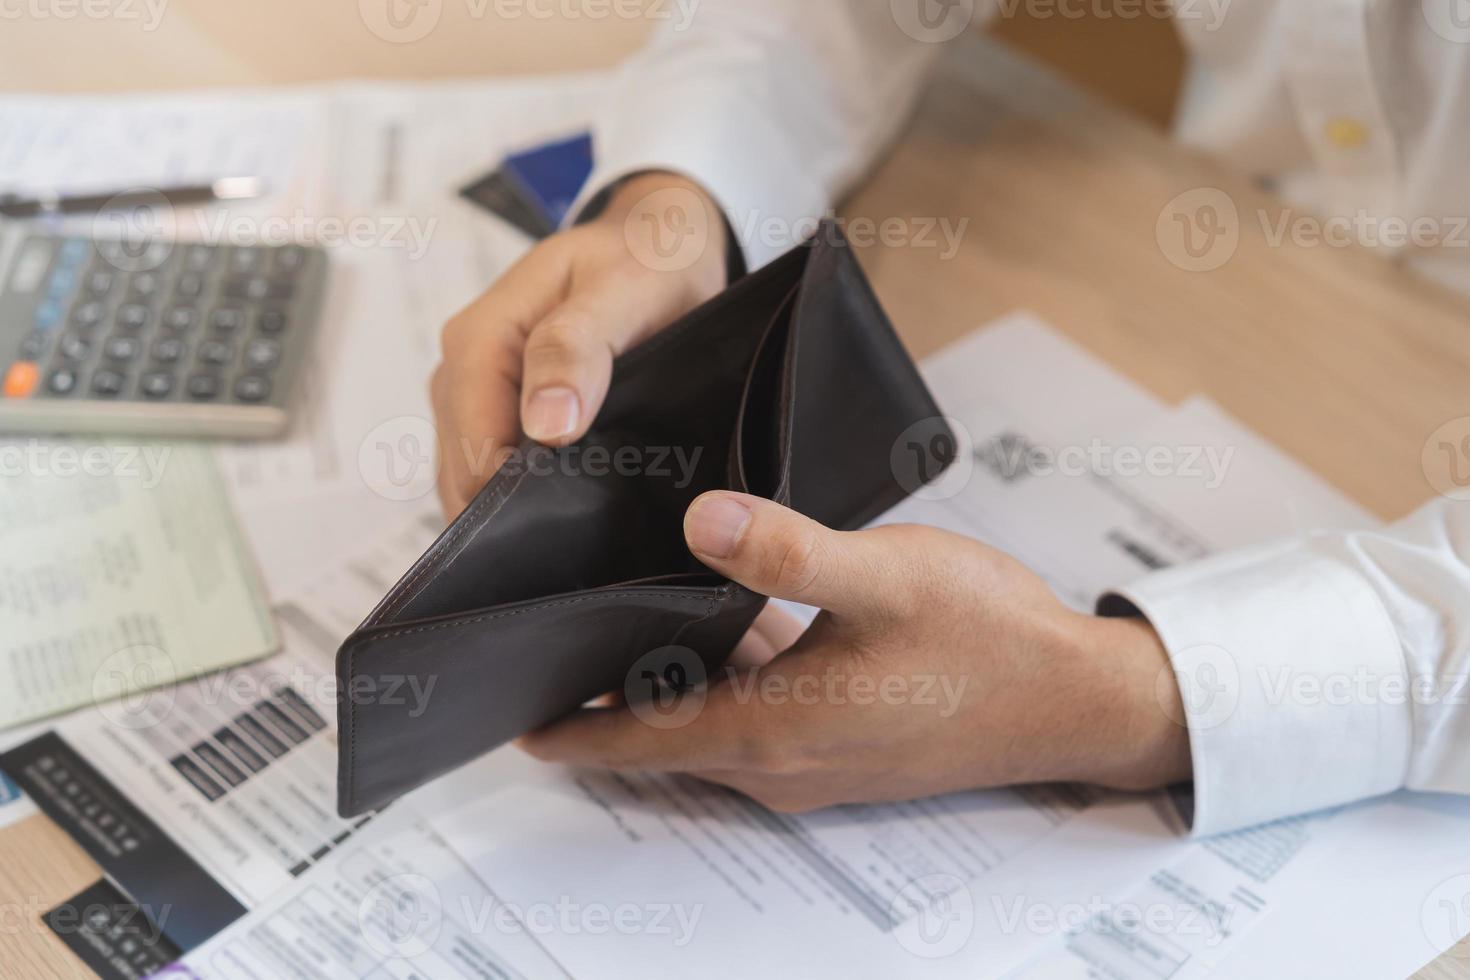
0, 439, 278, 728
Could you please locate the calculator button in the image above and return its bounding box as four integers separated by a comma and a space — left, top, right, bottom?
18, 333, 47, 360
9, 239, 56, 293
3, 361, 39, 398
223, 276, 258, 300
58, 334, 92, 361
104, 336, 142, 362
209, 307, 247, 333
257, 309, 288, 333
197, 340, 234, 366
225, 275, 293, 302
163, 306, 198, 332
182, 245, 215, 271
151, 337, 187, 363
229, 248, 264, 273
71, 301, 107, 328
129, 272, 163, 299
34, 301, 63, 331
84, 269, 115, 295
233, 374, 272, 402
47, 367, 78, 395
186, 373, 220, 400
175, 272, 206, 299
244, 339, 280, 370
90, 369, 125, 397
100, 240, 170, 273
275, 246, 307, 272
114, 304, 151, 332
140, 372, 175, 399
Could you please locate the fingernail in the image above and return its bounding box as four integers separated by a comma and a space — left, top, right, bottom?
686, 494, 751, 559
524, 387, 580, 442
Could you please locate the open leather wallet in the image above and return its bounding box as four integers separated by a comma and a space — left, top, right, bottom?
335, 220, 955, 816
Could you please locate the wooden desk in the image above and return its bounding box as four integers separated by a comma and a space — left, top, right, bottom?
849, 39, 1468, 526
3, 34, 1468, 979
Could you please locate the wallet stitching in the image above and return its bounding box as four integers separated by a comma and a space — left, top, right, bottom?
671, 583, 727, 648
383, 464, 528, 619
359, 590, 724, 644
341, 588, 734, 812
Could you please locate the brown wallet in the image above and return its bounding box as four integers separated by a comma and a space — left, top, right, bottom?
335, 220, 954, 816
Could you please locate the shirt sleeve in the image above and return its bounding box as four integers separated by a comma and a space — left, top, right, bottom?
569, 0, 972, 269
1101, 498, 1470, 836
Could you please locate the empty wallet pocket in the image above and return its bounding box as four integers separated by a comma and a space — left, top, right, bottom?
732, 284, 798, 502
380, 426, 733, 625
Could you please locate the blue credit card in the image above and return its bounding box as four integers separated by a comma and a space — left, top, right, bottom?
0, 768, 23, 805
500, 132, 593, 230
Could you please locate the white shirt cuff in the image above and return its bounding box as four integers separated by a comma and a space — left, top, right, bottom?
568, 96, 829, 271
1101, 537, 1412, 836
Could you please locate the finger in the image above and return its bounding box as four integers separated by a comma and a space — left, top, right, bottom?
435, 349, 520, 516
518, 267, 700, 446
517, 694, 747, 774
587, 689, 625, 709
683, 492, 908, 619
428, 365, 466, 518
434, 243, 572, 507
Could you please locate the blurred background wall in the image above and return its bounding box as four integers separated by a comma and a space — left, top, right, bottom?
0, 0, 1185, 126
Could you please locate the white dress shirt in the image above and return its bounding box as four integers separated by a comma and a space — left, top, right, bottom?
572, 0, 1470, 835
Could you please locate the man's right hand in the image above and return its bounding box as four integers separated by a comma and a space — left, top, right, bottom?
431, 171, 729, 517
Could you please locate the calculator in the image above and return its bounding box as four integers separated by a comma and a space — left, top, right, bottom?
0, 232, 328, 438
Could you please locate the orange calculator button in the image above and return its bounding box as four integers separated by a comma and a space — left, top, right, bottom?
3, 361, 39, 398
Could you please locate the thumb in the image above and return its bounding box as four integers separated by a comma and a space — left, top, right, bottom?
518, 293, 623, 446
683, 491, 899, 619
519, 256, 713, 446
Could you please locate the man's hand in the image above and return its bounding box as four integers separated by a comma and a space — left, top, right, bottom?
431, 172, 728, 516
519, 492, 1193, 812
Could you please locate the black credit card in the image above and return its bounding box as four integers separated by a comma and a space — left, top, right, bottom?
45, 878, 183, 980
1, 732, 246, 951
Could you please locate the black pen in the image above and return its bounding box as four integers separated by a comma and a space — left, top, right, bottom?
0, 176, 266, 219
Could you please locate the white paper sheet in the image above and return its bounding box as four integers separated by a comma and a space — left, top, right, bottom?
0, 93, 314, 200
160, 802, 569, 980
1208, 792, 1470, 978
1001, 805, 1354, 979
1110, 396, 1374, 549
